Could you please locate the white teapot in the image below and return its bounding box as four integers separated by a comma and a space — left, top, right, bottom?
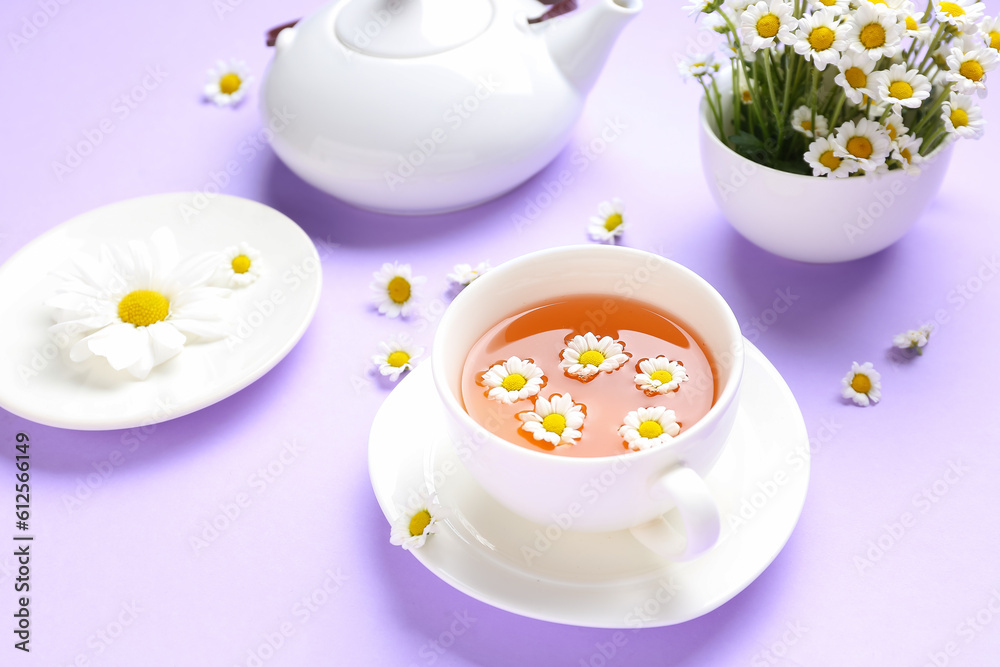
260, 0, 641, 215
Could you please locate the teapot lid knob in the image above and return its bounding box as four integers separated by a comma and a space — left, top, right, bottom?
335, 0, 495, 58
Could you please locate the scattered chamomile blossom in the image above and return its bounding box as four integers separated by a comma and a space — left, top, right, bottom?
619, 407, 681, 452
935, 0, 985, 32
804, 136, 860, 177
740, 0, 798, 52
830, 118, 892, 171
845, 2, 904, 61
219, 242, 262, 288
834, 51, 878, 105
678, 53, 719, 80
942, 93, 986, 138
946, 41, 998, 96
560, 333, 630, 380
981, 16, 1000, 51
389, 493, 443, 550
892, 323, 934, 354
45, 228, 231, 380
481, 356, 545, 404
372, 337, 424, 381
634, 357, 689, 395
204, 59, 253, 107
891, 134, 924, 174
370, 262, 425, 318
841, 361, 881, 407
874, 63, 932, 111
588, 198, 627, 244
792, 8, 849, 70
517, 393, 586, 446
792, 105, 829, 137
447, 261, 491, 288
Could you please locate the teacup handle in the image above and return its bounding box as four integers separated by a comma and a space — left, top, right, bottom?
629, 465, 721, 561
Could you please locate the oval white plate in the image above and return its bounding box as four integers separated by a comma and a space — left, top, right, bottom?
0, 193, 322, 430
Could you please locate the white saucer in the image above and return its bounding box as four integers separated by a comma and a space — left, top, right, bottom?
0, 193, 322, 430
369, 341, 809, 628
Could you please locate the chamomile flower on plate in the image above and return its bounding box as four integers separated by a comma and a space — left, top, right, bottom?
830, 118, 892, 172
873, 63, 932, 111
941, 93, 986, 138
372, 337, 424, 381
447, 262, 491, 288
834, 51, 878, 105
845, 2, 904, 61
481, 357, 545, 404
804, 136, 860, 177
560, 332, 630, 380
204, 59, 253, 107
45, 228, 231, 380
370, 262, 425, 318
390, 492, 444, 551
218, 242, 262, 288
792, 8, 848, 70
517, 393, 586, 447
841, 361, 881, 407
588, 198, 627, 244
619, 406, 681, 452
791, 105, 829, 138
634, 357, 689, 395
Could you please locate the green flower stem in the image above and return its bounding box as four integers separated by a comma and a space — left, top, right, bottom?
809, 68, 820, 141
731, 60, 741, 135
916, 23, 949, 75
701, 78, 727, 146
762, 49, 784, 144
828, 90, 847, 129
921, 126, 948, 155
911, 85, 951, 137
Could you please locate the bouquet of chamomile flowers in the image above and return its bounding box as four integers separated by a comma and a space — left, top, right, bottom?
681, 0, 996, 177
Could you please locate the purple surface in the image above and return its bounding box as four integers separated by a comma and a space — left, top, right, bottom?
2, 1, 1000, 665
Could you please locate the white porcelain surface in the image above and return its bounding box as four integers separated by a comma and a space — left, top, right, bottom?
699, 91, 953, 263
431, 245, 743, 561
369, 343, 810, 627
261, 0, 641, 215
0, 193, 322, 430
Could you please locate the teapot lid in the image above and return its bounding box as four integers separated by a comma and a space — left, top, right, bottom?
335, 0, 495, 58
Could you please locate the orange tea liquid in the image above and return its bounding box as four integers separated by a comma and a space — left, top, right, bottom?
460, 295, 717, 458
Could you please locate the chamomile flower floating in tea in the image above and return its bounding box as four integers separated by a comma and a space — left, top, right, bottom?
791, 105, 829, 138
941, 93, 986, 138
588, 198, 627, 244
447, 261, 491, 288
481, 357, 546, 404
892, 323, 934, 355
560, 332, 630, 380
372, 337, 424, 381
219, 242, 262, 287
45, 228, 231, 380
619, 407, 681, 452
204, 58, 253, 107
634, 357, 690, 395
841, 361, 882, 407
370, 262, 425, 318
389, 493, 443, 551
517, 393, 586, 447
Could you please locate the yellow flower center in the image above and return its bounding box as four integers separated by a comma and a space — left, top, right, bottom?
604, 213, 623, 232
387, 276, 411, 304
578, 350, 606, 367
219, 73, 242, 95
386, 351, 410, 368
889, 80, 914, 100
951, 107, 969, 127
989, 31, 1000, 50
819, 150, 842, 170
741, 89, 753, 103
847, 136, 874, 159
638, 420, 664, 439
851, 374, 872, 394
800, 120, 813, 131
502, 373, 527, 392
959, 60, 985, 82
886, 123, 898, 140
845, 67, 867, 89
809, 26, 835, 51
905, 16, 918, 30
939, 2, 965, 17
819, 0, 836, 5
408, 509, 432, 537
900, 147, 913, 162
756, 14, 780, 39
231, 254, 251, 274
542, 413, 568, 434
118, 290, 170, 327
860, 23, 886, 49
649, 370, 674, 384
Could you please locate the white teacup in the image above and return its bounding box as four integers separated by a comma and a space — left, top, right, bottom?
431, 245, 744, 560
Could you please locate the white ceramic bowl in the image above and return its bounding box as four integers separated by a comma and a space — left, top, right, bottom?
698, 94, 953, 263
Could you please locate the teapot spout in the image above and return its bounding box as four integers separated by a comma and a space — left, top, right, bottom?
544, 0, 641, 94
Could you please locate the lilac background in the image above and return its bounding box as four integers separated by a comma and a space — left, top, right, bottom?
3, 0, 1000, 665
